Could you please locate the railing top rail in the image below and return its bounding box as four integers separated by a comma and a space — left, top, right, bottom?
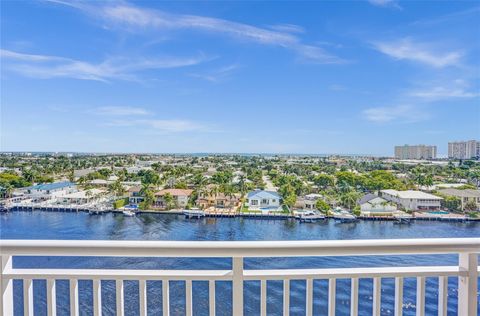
1, 238, 479, 257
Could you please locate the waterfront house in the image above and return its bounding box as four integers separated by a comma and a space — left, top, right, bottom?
437, 188, 480, 211
246, 190, 281, 210
380, 189, 443, 211
154, 188, 193, 210
128, 185, 144, 205
26, 181, 77, 200
295, 193, 323, 210
62, 189, 104, 205
196, 188, 241, 209
358, 193, 397, 215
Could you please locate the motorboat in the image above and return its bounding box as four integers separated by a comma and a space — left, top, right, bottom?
298, 210, 326, 223
183, 208, 205, 219
122, 210, 136, 217
333, 210, 357, 222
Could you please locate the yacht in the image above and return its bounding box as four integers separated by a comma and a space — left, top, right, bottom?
183, 208, 205, 219
298, 210, 326, 223
333, 210, 357, 222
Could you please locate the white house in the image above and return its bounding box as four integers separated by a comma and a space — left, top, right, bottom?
358, 193, 397, 215
62, 189, 104, 205
27, 182, 77, 200
380, 189, 443, 211
246, 190, 281, 210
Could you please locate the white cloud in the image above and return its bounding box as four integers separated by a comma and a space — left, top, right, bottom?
190, 64, 240, 82
92, 106, 150, 116
1, 49, 210, 82
368, 0, 402, 9
363, 105, 428, 123
409, 86, 479, 100
105, 119, 205, 133
407, 79, 479, 101
372, 38, 462, 68
47, 1, 344, 64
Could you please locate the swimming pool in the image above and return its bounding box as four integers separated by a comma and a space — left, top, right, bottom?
428, 211, 449, 215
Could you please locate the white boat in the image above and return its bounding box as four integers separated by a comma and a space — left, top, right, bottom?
122, 210, 135, 217
393, 213, 413, 224
298, 210, 326, 222
183, 208, 205, 219
333, 210, 357, 222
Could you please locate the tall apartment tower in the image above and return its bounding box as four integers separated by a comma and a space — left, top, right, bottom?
394, 144, 437, 160
448, 140, 479, 159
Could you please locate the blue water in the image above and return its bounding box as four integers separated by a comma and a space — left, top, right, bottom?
1, 211, 479, 316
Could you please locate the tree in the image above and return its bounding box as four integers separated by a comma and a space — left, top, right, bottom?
340, 191, 361, 210
163, 193, 176, 210
315, 199, 330, 211
314, 174, 334, 189
464, 200, 478, 212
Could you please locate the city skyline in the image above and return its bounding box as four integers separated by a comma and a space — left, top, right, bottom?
1, 1, 479, 155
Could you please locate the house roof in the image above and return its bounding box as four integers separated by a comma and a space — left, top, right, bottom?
358, 193, 384, 205
155, 189, 193, 197
247, 190, 280, 200
63, 189, 104, 199
438, 188, 480, 198
28, 181, 75, 191
381, 189, 443, 200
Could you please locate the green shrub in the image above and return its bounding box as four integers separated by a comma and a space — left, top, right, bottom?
113, 197, 129, 209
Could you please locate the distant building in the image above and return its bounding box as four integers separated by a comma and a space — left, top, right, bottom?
394, 145, 437, 160
380, 189, 443, 211
448, 140, 479, 159
246, 190, 281, 210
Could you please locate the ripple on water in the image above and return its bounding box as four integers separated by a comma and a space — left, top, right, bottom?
1, 211, 479, 315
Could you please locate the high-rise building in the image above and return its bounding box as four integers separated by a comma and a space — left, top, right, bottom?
394, 144, 437, 160
448, 140, 479, 159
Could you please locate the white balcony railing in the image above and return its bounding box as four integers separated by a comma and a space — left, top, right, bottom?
1, 238, 479, 316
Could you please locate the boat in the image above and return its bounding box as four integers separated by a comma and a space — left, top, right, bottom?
333, 210, 357, 222
298, 210, 326, 223
393, 213, 413, 224
122, 210, 136, 217
183, 208, 205, 219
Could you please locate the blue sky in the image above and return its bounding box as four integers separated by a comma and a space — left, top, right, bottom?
1, 0, 479, 156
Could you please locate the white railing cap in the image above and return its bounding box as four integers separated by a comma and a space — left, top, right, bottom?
1, 238, 479, 257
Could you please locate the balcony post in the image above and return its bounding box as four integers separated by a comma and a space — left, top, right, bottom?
1, 255, 14, 316
232, 257, 244, 316
458, 252, 478, 316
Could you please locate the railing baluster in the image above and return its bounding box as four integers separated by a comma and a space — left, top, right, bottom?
283, 279, 290, 316
372, 277, 381, 316
162, 280, 170, 316
232, 257, 244, 316
139, 280, 147, 316
350, 278, 359, 316
394, 277, 403, 316
116, 280, 124, 316
186, 280, 193, 316
306, 278, 313, 316
23, 279, 33, 316
1, 255, 14, 316
93, 279, 102, 316
416, 277, 425, 316
260, 280, 267, 316
209, 280, 215, 316
328, 278, 336, 316
47, 279, 56, 316
458, 253, 478, 316
69, 279, 79, 316
437, 276, 447, 316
